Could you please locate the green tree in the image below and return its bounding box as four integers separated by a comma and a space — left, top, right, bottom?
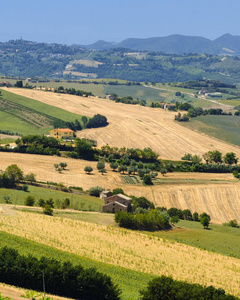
201, 216, 210, 229
110, 161, 118, 171
88, 186, 103, 197
43, 204, 53, 216
24, 173, 36, 184
46, 198, 54, 208
160, 168, 167, 176
59, 162, 67, 169
224, 152, 238, 165
5, 164, 23, 186
143, 174, 153, 185
25, 196, 35, 206
112, 188, 124, 195
81, 116, 88, 127
22, 184, 29, 192
203, 150, 222, 164
75, 138, 93, 158
118, 165, 127, 174
97, 161, 106, 174
38, 199, 45, 207
84, 166, 93, 174
193, 212, 199, 221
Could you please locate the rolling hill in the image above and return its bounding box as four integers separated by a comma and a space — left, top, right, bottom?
83, 33, 240, 55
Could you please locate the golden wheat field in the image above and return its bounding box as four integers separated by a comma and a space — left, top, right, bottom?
0, 211, 239, 297
5, 88, 240, 161
0, 152, 240, 224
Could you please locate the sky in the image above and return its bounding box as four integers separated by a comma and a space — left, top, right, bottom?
1, 0, 240, 45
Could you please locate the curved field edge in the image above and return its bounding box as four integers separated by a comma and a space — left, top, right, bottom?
0, 212, 240, 297
0, 89, 87, 135
4, 88, 240, 161
181, 115, 240, 148
0, 231, 154, 300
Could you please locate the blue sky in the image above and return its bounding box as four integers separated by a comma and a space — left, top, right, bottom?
2, 0, 240, 45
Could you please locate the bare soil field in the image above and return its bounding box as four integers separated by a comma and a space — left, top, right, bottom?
0, 152, 239, 224
5, 88, 240, 161
1, 211, 240, 297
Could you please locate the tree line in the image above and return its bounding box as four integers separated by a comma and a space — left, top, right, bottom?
0, 246, 121, 300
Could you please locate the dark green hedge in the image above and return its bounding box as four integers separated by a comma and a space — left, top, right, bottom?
0, 246, 121, 300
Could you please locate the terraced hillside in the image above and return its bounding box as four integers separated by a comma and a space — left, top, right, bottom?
0, 152, 239, 224
4, 88, 240, 160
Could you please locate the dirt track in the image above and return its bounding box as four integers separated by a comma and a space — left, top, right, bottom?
5, 88, 240, 160
0, 152, 239, 224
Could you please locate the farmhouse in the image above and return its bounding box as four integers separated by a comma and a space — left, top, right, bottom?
100, 190, 113, 200
102, 193, 132, 213
49, 128, 74, 139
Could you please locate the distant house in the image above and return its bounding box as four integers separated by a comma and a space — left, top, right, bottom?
102, 193, 132, 213
49, 128, 74, 139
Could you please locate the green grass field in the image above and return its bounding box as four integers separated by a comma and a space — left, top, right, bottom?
150, 220, 240, 259
0, 185, 103, 212
181, 115, 240, 147
104, 85, 166, 103
0, 231, 155, 300
0, 89, 87, 135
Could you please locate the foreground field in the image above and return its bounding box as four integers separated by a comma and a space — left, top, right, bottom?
5, 88, 240, 160
0, 211, 239, 297
0, 152, 240, 224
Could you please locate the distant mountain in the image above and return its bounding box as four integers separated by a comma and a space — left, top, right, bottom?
80, 34, 240, 55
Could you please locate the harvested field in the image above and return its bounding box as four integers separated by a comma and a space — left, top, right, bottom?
4, 88, 240, 161
0, 211, 240, 297
0, 152, 239, 224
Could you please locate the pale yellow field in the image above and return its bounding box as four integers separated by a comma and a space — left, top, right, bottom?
0, 211, 239, 297
5, 88, 240, 161
0, 283, 72, 300
0, 152, 240, 224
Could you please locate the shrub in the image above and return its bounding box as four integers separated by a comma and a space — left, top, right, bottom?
25, 196, 35, 206
43, 205, 53, 216
22, 184, 29, 192
46, 198, 54, 208
112, 188, 124, 195
143, 174, 153, 185
38, 199, 45, 207
224, 219, 239, 228
89, 186, 103, 197
140, 276, 237, 300
84, 166, 93, 174
115, 210, 170, 231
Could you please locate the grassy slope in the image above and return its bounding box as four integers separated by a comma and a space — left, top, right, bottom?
0, 186, 103, 212
0, 231, 154, 300
181, 115, 240, 147
0, 89, 86, 122
0, 89, 88, 135
0, 110, 53, 135
150, 220, 240, 259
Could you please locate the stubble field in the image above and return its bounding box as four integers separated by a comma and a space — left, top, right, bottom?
5, 88, 240, 160
0, 152, 239, 224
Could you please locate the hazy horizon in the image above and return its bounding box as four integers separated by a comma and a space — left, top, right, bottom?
1, 0, 240, 45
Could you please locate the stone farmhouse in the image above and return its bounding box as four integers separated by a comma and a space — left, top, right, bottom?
102, 192, 132, 213
49, 128, 74, 140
